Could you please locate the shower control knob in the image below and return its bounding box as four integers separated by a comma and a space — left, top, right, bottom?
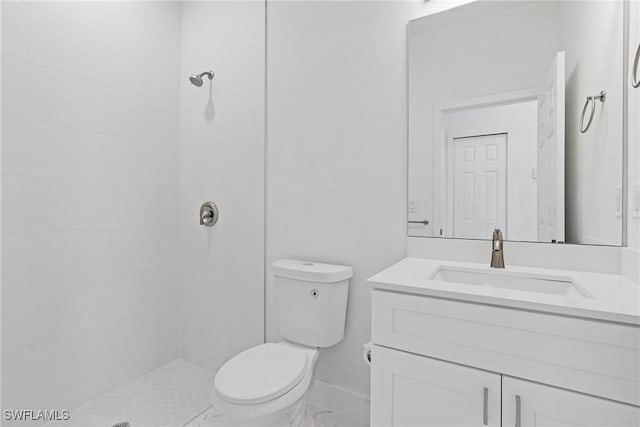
200, 202, 219, 227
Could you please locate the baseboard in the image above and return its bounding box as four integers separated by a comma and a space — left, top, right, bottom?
309, 380, 370, 426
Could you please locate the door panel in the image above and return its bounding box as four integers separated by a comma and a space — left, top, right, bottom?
371, 345, 501, 427
502, 376, 640, 427
537, 51, 565, 243
452, 133, 507, 239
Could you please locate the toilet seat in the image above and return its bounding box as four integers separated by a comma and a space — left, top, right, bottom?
212, 342, 319, 422
214, 343, 308, 405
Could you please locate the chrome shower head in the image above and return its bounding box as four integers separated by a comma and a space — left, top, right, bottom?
189, 75, 203, 87
189, 71, 214, 87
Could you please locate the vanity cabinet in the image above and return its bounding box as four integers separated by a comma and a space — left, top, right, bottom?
370, 289, 640, 426
502, 377, 640, 426
372, 346, 501, 426
372, 348, 639, 427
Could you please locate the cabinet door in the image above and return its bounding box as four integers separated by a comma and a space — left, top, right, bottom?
502, 377, 640, 426
371, 345, 501, 426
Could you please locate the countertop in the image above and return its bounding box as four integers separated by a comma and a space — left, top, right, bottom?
367, 257, 640, 325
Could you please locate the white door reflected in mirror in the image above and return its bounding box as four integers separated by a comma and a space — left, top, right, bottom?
537, 51, 566, 244
450, 133, 507, 240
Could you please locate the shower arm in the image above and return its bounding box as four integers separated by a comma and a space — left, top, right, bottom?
198, 71, 214, 80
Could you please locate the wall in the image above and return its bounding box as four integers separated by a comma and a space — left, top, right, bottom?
178, 1, 265, 372
1, 1, 181, 422
562, 1, 624, 245
266, 0, 449, 404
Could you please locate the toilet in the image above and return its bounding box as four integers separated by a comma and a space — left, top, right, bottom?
211, 259, 353, 426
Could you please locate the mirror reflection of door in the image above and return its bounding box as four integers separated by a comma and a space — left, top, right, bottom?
537, 51, 566, 243
451, 134, 507, 239
442, 98, 539, 241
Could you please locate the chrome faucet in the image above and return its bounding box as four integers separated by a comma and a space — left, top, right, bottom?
491, 228, 505, 268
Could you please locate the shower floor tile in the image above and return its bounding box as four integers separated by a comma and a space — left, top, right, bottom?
45, 359, 364, 427
44, 359, 214, 427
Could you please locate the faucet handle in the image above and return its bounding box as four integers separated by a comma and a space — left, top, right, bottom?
492, 228, 503, 241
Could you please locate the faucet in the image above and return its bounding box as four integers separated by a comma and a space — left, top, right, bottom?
491, 228, 505, 268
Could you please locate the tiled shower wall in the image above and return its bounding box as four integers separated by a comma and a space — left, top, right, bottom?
1, 2, 181, 422
177, 1, 265, 372
1, 2, 267, 421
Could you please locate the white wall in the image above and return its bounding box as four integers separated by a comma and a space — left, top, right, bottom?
178, 1, 265, 372
562, 1, 624, 246
266, 0, 426, 400
1, 1, 181, 423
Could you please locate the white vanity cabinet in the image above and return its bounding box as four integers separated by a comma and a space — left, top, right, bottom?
372, 346, 501, 426
502, 377, 640, 426
370, 289, 640, 427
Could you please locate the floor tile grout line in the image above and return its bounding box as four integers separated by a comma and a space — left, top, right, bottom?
181, 404, 214, 427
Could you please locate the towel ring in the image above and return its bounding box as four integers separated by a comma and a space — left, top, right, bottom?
633, 43, 640, 88
579, 91, 606, 134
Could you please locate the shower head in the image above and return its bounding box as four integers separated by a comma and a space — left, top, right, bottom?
189, 70, 214, 87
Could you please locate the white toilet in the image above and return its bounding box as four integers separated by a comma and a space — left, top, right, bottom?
211, 259, 353, 426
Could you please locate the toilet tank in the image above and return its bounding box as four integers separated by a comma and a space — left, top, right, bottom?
273, 259, 353, 348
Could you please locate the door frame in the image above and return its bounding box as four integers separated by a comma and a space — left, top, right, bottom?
434, 89, 538, 238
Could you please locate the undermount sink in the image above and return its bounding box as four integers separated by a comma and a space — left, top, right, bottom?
428, 266, 593, 298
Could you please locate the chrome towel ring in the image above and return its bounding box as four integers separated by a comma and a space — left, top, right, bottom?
633, 43, 640, 88
579, 90, 606, 134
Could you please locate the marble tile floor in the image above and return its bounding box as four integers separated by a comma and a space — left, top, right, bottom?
187, 404, 361, 427
44, 359, 364, 427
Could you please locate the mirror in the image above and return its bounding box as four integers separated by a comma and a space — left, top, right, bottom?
408, 0, 625, 245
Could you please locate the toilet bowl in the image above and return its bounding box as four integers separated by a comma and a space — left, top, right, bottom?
211, 259, 353, 426
212, 342, 318, 426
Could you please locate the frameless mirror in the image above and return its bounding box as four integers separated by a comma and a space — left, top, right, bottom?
408, 0, 626, 245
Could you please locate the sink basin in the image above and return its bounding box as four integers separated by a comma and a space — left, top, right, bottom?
428, 266, 593, 298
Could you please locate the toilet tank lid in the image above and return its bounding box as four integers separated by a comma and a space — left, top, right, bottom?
273, 259, 353, 283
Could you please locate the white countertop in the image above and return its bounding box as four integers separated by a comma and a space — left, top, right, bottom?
367, 257, 640, 325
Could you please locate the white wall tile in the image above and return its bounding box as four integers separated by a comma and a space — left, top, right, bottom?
178, 1, 265, 373
1, 2, 181, 421
0, 1, 30, 60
